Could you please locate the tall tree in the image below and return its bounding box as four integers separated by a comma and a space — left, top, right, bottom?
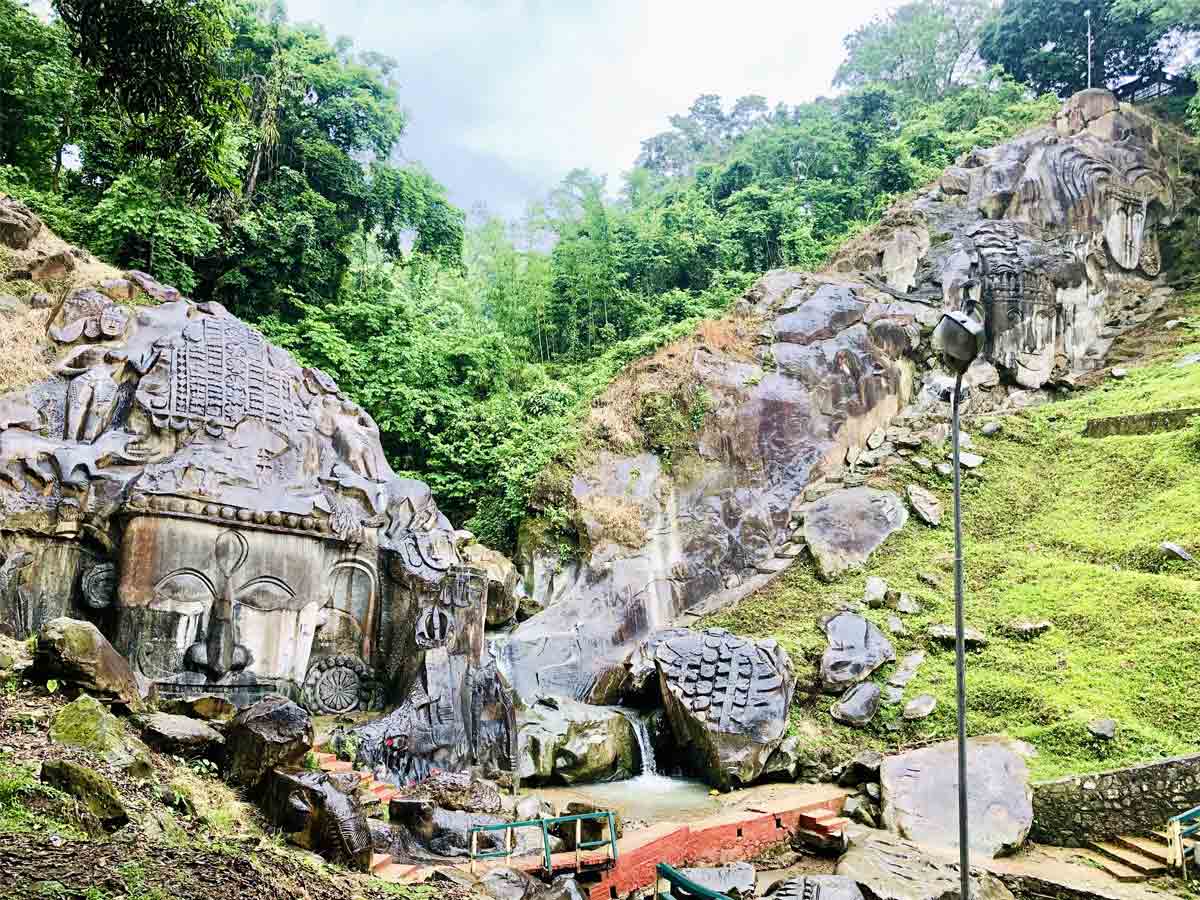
835, 0, 993, 101
979, 0, 1190, 96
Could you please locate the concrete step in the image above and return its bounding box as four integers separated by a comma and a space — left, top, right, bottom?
372, 862, 422, 883
369, 852, 392, 873
1086, 839, 1168, 876
1113, 834, 1173, 866
808, 813, 849, 834
1074, 849, 1149, 883
312, 751, 337, 765
319, 758, 354, 774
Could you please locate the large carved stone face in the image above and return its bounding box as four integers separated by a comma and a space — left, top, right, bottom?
116, 515, 334, 702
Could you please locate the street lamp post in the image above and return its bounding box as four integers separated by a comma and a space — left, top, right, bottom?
1085, 8, 1094, 90
932, 310, 985, 900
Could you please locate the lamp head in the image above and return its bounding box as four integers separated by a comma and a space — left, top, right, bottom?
933, 311, 985, 375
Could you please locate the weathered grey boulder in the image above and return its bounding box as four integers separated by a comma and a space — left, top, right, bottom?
139, 712, 225, 758
517, 696, 637, 785
804, 489, 908, 581
223, 696, 313, 790
837, 828, 1016, 900
906, 484, 942, 527
31, 618, 144, 712
837, 749, 883, 788
773, 875, 864, 900
864, 576, 888, 608
1088, 718, 1117, 740
655, 628, 795, 790
0, 196, 42, 249
759, 735, 812, 783
479, 867, 537, 900
880, 735, 1033, 858
674, 864, 755, 897
1005, 620, 1051, 640
40, 758, 127, 832
902, 694, 936, 721
819, 611, 894, 693
928, 624, 988, 648
49, 694, 152, 777
832, 682, 882, 727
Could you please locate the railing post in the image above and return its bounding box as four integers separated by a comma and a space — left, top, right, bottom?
608, 811, 619, 862
541, 819, 552, 873
575, 819, 582, 872
470, 829, 477, 875
505, 824, 512, 861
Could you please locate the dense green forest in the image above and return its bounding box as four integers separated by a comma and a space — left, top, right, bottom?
2, 0, 1197, 551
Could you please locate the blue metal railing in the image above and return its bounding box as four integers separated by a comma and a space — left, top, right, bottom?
1167, 804, 1200, 878
468, 810, 618, 874
655, 863, 736, 899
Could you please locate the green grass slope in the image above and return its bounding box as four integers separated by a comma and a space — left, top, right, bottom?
703, 293, 1200, 781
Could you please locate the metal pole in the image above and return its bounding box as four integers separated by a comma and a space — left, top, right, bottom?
1086, 11, 1093, 89
952, 371, 970, 900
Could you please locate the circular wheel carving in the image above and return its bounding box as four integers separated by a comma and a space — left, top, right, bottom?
303, 656, 371, 715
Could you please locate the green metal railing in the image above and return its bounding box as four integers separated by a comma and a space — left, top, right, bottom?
468, 810, 619, 874
1168, 805, 1200, 878
654, 863, 737, 899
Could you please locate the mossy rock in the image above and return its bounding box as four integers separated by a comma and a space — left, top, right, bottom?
50, 694, 152, 777
39, 758, 128, 831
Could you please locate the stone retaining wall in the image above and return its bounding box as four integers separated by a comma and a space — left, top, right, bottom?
1031, 753, 1200, 845
1083, 406, 1200, 437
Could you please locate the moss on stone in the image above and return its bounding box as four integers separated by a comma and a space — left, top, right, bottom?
50, 694, 152, 777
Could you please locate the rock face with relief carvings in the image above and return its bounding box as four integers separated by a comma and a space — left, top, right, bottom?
654, 627, 795, 790
0, 274, 512, 779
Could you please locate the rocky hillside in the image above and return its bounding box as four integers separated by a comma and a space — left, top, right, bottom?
501, 89, 1200, 777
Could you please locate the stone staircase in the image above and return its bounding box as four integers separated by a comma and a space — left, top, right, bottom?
1079, 830, 1194, 882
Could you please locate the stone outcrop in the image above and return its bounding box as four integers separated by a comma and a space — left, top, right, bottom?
261, 768, 373, 871
655, 628, 794, 790
0, 197, 42, 250
880, 735, 1034, 858
804, 488, 909, 581
30, 618, 145, 712
837, 827, 1016, 900
516, 696, 638, 785
223, 696, 312, 790
0, 272, 511, 780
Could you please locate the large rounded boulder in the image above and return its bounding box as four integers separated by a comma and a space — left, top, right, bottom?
31, 618, 145, 712
517, 696, 638, 785
223, 695, 313, 790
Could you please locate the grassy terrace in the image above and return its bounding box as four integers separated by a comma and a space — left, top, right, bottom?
704, 294, 1200, 781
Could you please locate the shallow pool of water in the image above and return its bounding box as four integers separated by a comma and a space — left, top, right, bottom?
529, 773, 722, 824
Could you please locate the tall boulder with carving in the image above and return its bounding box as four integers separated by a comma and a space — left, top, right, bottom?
503, 89, 1178, 707
0, 266, 511, 778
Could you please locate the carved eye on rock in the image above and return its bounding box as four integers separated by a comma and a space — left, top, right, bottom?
151, 570, 217, 613
235, 576, 300, 612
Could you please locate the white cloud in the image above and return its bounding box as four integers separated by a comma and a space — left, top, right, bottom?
284, 0, 896, 217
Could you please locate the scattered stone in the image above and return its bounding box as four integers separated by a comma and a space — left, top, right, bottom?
888, 651, 926, 688
935, 462, 953, 477
674, 864, 756, 898
895, 594, 921, 615
883, 685, 904, 705
911, 455, 933, 472
30, 618, 144, 712
1166, 319, 1183, 329
866, 427, 886, 450
880, 734, 1034, 858
759, 736, 812, 783
50, 694, 152, 777
127, 270, 181, 302
1006, 620, 1051, 640
886, 616, 907, 637
773, 875, 864, 900
1162, 541, 1195, 563
27, 249, 75, 281
842, 795, 876, 829
864, 576, 889, 608
981, 421, 1003, 437
917, 572, 941, 590
906, 484, 943, 527
865, 782, 881, 801
519, 696, 638, 786
837, 828, 1016, 900
224, 696, 313, 790
832, 682, 881, 727
836, 749, 883, 788
1175, 352, 1200, 368
928, 624, 988, 648
40, 759, 127, 832
139, 712, 225, 758
902, 694, 937, 721
165, 695, 237, 722
1110, 367, 1128, 379
478, 866, 535, 900
656, 629, 794, 789
1087, 718, 1117, 741
958, 451, 984, 469
28, 291, 52, 309
0, 295, 20, 318
803, 488, 908, 581
819, 611, 895, 693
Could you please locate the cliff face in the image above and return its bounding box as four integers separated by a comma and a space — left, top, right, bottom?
502, 89, 1181, 704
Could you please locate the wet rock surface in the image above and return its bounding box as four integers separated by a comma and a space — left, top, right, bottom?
517, 696, 637, 785
804, 489, 909, 581
655, 627, 795, 789
880, 735, 1033, 858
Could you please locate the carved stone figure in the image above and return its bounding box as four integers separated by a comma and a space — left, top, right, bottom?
262, 769, 373, 871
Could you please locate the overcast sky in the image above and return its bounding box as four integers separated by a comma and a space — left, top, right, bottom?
285, 0, 897, 219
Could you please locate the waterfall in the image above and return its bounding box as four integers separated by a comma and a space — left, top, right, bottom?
616, 708, 657, 776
